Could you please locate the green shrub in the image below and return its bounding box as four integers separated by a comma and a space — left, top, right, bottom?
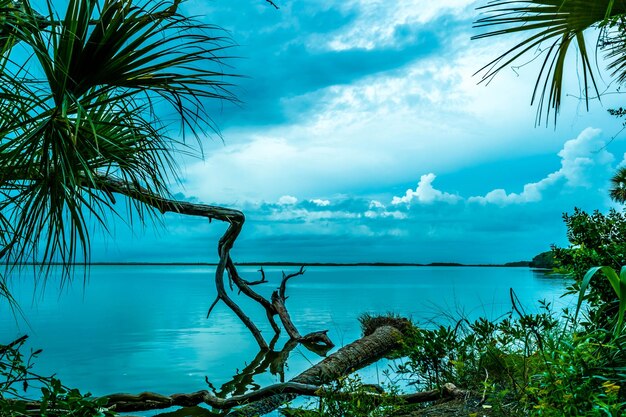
554, 208, 626, 311
0, 335, 113, 417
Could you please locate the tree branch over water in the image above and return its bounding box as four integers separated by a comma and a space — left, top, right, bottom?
92, 173, 334, 351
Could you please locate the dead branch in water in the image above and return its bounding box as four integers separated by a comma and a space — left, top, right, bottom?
94, 173, 333, 352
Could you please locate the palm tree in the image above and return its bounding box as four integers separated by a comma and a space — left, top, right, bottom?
0, 0, 332, 351
473, 0, 626, 125
610, 166, 626, 203
0, 0, 236, 268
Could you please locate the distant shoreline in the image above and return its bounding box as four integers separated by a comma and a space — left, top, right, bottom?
21, 261, 543, 268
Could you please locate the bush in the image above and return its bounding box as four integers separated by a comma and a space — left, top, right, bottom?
554, 208, 626, 309
0, 335, 112, 417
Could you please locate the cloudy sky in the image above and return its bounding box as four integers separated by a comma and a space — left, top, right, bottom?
96, 0, 626, 264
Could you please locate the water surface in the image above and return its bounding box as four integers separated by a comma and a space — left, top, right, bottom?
0, 266, 570, 411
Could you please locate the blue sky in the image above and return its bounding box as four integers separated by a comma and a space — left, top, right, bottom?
95, 0, 626, 264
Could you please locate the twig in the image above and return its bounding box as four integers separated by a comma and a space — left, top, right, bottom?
279, 266, 305, 300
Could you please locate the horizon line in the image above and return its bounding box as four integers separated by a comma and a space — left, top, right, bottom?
18, 261, 541, 268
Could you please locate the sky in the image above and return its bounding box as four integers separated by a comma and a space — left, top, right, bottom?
94, 0, 626, 264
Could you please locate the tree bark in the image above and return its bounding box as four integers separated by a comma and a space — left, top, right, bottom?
225, 325, 404, 417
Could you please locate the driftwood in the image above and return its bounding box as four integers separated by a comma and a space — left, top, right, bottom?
10, 382, 467, 415
9, 326, 469, 416
102, 382, 466, 413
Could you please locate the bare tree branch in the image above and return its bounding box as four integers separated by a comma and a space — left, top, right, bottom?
279, 266, 305, 300
91, 173, 333, 351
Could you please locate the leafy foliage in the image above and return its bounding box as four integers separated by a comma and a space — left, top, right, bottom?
396, 301, 558, 393
576, 266, 626, 335
393, 299, 626, 416
553, 208, 626, 320
473, 0, 626, 125
0, 0, 235, 272
0, 335, 113, 416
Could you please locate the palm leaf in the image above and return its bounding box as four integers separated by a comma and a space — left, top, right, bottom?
0, 0, 237, 275
473, 0, 626, 124
610, 166, 626, 203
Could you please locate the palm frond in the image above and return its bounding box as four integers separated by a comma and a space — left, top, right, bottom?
0, 0, 237, 274
610, 166, 626, 203
473, 0, 626, 125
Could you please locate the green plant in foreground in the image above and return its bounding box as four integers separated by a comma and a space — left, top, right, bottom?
0, 336, 112, 417
576, 266, 626, 336
280, 374, 402, 417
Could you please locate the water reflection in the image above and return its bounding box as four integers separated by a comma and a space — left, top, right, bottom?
145, 338, 318, 417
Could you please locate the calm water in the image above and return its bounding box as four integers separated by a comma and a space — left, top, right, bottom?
0, 266, 570, 412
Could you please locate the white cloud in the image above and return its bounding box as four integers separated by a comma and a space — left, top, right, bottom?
364, 210, 407, 219
278, 195, 298, 205
311, 199, 331, 206
267, 208, 360, 221
469, 128, 615, 205
180, 12, 622, 207
558, 127, 614, 187
392, 173, 461, 205
369, 200, 385, 209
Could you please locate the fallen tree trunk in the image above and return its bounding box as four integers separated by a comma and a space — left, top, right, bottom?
9, 326, 469, 416
10, 382, 466, 415
102, 382, 466, 413
225, 324, 404, 417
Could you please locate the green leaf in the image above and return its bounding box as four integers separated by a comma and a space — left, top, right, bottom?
0, 0, 237, 280
473, 0, 625, 125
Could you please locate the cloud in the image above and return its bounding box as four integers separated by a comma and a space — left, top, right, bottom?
278, 195, 298, 205
364, 210, 407, 219
467, 174, 561, 205
392, 173, 461, 205
325, 0, 475, 51
558, 127, 614, 187
469, 128, 615, 205
90, 3, 626, 265
96, 126, 626, 264
185, 0, 445, 129
180, 5, 623, 206
310, 199, 331, 206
